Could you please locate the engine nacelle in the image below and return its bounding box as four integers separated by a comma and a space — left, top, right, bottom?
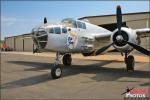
111, 27, 139, 52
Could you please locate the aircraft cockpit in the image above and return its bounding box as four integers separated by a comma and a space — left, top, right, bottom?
61, 18, 86, 29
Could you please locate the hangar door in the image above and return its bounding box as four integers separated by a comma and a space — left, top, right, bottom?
15, 36, 23, 51
5, 37, 15, 50
24, 37, 34, 51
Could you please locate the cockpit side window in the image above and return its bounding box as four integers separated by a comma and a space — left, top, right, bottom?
54, 27, 61, 34
49, 27, 54, 33
61, 18, 77, 28
62, 28, 67, 33
77, 21, 86, 29
77, 21, 83, 29
82, 23, 86, 29
73, 21, 77, 28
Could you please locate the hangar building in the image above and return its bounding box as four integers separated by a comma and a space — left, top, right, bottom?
5, 12, 150, 52
5, 34, 35, 51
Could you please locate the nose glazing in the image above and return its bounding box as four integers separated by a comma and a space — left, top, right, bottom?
32, 30, 48, 49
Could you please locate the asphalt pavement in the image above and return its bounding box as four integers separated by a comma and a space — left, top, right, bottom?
1, 52, 149, 100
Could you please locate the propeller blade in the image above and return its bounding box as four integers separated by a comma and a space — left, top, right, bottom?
127, 42, 150, 56
95, 43, 114, 55
116, 5, 122, 34
44, 17, 47, 24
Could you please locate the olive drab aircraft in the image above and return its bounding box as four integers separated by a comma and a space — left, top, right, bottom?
31, 5, 150, 79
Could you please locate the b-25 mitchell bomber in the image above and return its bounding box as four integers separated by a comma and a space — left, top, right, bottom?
31, 5, 150, 79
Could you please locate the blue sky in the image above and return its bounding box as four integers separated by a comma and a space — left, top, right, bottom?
1, 1, 149, 39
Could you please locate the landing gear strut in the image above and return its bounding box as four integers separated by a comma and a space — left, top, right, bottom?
124, 53, 135, 71
62, 54, 72, 66
51, 52, 62, 79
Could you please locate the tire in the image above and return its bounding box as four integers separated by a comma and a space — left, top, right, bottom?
62, 54, 72, 66
51, 65, 62, 79
126, 55, 135, 71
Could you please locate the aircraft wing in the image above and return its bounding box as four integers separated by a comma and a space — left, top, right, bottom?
92, 28, 150, 40
91, 32, 111, 45
94, 33, 111, 39
135, 28, 150, 38
89, 28, 150, 52
90, 32, 112, 51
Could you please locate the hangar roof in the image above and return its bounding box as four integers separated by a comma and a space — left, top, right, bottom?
5, 33, 31, 39
78, 12, 150, 25
79, 12, 149, 19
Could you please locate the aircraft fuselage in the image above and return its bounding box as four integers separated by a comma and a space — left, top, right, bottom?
32, 19, 112, 53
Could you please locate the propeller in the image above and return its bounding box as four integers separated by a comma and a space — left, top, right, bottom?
95, 43, 114, 55
95, 5, 150, 56
116, 5, 122, 35
127, 42, 150, 56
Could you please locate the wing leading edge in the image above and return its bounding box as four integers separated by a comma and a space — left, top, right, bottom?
135, 28, 150, 38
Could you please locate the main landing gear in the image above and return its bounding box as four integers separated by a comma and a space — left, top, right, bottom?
124, 53, 135, 71
62, 54, 72, 66
51, 52, 72, 79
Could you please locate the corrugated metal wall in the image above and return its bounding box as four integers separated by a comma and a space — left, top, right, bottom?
5, 34, 34, 52
5, 37, 15, 50
15, 36, 23, 51
24, 37, 34, 51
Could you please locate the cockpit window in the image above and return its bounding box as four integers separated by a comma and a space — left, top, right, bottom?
62, 28, 67, 33
54, 27, 61, 34
77, 21, 83, 29
61, 18, 86, 29
73, 21, 77, 28
82, 23, 86, 29
61, 18, 77, 28
49, 28, 54, 33
76, 21, 86, 29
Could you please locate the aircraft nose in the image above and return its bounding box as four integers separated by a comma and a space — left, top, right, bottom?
32, 30, 48, 49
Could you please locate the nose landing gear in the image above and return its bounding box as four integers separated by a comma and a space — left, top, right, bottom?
51, 52, 72, 79
124, 53, 135, 71
51, 52, 62, 79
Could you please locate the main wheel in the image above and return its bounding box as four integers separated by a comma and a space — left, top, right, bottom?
62, 54, 72, 66
51, 65, 62, 79
126, 55, 135, 71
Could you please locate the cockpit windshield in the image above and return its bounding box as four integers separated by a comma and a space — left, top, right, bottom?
61, 18, 77, 28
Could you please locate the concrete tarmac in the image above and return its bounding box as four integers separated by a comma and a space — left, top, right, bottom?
1, 52, 150, 100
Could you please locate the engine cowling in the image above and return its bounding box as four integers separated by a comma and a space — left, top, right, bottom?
111, 27, 139, 52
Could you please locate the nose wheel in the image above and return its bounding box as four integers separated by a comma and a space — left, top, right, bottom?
51, 52, 62, 79
51, 65, 62, 79
125, 54, 135, 71
51, 52, 72, 79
